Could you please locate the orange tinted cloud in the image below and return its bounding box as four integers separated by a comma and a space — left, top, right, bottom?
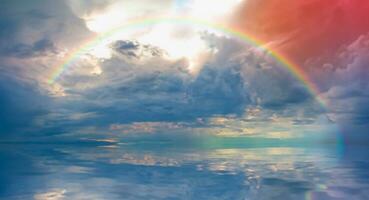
233, 0, 369, 64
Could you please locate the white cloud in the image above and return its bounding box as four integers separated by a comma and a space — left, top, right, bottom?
34, 189, 66, 200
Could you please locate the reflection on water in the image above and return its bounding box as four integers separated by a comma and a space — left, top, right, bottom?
1, 142, 369, 200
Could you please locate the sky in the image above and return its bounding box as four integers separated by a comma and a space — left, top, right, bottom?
0, 0, 369, 143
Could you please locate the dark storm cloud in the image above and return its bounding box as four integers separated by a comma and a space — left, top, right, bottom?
2, 39, 56, 58
112, 40, 166, 58
202, 33, 315, 109
0, 0, 92, 137
0, 74, 49, 136
242, 62, 312, 109
65, 54, 250, 124
0, 0, 91, 59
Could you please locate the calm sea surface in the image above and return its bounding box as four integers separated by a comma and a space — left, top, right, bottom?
1, 140, 369, 200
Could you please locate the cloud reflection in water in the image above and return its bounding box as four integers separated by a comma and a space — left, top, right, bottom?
1, 142, 369, 200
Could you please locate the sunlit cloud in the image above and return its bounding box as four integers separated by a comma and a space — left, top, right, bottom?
34, 189, 66, 200
66, 0, 243, 75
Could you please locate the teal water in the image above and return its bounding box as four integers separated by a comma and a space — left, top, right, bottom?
1, 141, 369, 200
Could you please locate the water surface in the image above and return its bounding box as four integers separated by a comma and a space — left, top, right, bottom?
1, 141, 369, 200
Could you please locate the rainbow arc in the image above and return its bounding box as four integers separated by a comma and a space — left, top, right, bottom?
48, 16, 327, 107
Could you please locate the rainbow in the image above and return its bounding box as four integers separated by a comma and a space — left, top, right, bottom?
48, 16, 327, 107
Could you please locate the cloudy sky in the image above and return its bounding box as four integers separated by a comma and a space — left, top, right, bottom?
1, 0, 368, 142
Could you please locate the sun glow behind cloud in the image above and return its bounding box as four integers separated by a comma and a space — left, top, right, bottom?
72, 0, 243, 74
186, 0, 243, 20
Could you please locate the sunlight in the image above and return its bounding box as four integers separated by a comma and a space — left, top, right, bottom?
79, 0, 242, 73
188, 0, 243, 20
137, 23, 212, 73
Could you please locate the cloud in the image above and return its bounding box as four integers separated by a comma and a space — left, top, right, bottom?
35, 35, 329, 139
315, 34, 369, 135
0, 0, 91, 51
1, 38, 56, 58
0, 1, 336, 140
0, 0, 93, 137
233, 0, 369, 64
231, 1, 369, 136
0, 74, 50, 136
4, 33, 331, 140
68, 44, 249, 123
111, 40, 167, 59
67, 0, 114, 15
